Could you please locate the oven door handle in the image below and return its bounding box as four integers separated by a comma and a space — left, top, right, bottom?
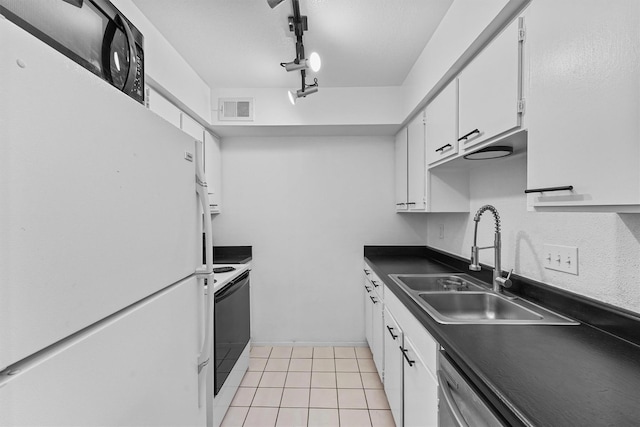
437, 369, 470, 427
215, 274, 249, 302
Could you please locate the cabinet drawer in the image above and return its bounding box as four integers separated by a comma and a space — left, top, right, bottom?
364, 262, 383, 297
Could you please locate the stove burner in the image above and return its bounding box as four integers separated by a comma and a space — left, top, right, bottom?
213, 266, 236, 274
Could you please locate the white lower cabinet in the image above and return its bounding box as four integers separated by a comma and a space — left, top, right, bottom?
362, 268, 440, 427
402, 336, 439, 427
364, 278, 373, 350
364, 264, 384, 381
371, 291, 384, 379
364, 263, 384, 380
383, 308, 403, 427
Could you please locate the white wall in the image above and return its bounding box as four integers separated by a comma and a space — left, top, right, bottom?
211, 86, 403, 127
425, 154, 640, 314
212, 136, 429, 345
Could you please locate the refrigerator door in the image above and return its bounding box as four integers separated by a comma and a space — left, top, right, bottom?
0, 276, 205, 427
0, 18, 199, 369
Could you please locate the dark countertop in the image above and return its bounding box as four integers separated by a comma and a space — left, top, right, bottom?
365, 248, 640, 427
209, 245, 252, 264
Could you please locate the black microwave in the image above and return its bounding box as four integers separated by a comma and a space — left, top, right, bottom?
0, 0, 144, 104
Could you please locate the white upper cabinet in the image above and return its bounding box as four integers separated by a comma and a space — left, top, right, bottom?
146, 86, 181, 128
180, 114, 204, 142
458, 17, 523, 153
394, 113, 427, 212
426, 79, 459, 165
204, 131, 222, 213
407, 113, 426, 211
526, 0, 640, 211
394, 127, 409, 212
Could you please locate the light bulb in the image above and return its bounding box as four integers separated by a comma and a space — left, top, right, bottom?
308, 52, 321, 72
288, 90, 297, 105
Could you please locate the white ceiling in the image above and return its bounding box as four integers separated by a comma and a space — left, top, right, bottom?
131, 0, 454, 90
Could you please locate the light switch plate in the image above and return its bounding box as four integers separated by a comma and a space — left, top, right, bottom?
543, 244, 578, 275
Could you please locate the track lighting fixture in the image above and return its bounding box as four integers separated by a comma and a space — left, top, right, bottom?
267, 0, 287, 9
287, 78, 319, 105
281, 52, 321, 72
268, 0, 321, 104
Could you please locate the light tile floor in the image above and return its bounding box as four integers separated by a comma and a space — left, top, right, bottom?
221, 346, 396, 427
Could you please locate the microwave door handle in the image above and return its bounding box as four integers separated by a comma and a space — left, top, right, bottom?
100, 19, 117, 84
115, 14, 138, 94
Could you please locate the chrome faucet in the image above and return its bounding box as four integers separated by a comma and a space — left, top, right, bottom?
469, 205, 512, 293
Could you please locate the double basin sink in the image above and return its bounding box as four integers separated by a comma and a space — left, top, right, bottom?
389, 274, 578, 325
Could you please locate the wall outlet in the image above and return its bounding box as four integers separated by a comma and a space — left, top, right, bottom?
543, 244, 578, 275
439, 224, 445, 239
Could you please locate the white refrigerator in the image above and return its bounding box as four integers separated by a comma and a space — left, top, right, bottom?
0, 16, 213, 426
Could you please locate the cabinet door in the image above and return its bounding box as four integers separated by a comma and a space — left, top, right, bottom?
370, 290, 384, 380
383, 308, 403, 427
146, 86, 181, 128
458, 18, 521, 151
394, 127, 408, 211
526, 0, 640, 209
407, 113, 426, 211
364, 278, 373, 348
403, 336, 439, 427
181, 114, 204, 142
204, 131, 222, 213
426, 80, 459, 165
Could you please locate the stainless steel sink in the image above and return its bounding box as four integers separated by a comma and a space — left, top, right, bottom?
389, 273, 578, 325
389, 273, 487, 293
419, 292, 543, 322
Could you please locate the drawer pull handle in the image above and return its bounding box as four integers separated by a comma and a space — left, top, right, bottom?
400, 346, 415, 366
364, 269, 370, 275
458, 129, 480, 142
371, 280, 380, 288
369, 296, 379, 304
364, 286, 372, 293
406, 202, 416, 206
396, 202, 406, 206
386, 326, 398, 340
524, 185, 574, 194
435, 143, 452, 153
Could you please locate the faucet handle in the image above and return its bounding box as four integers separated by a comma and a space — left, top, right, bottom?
496, 269, 513, 288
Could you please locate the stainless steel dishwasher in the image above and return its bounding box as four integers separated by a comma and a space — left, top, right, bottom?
437, 351, 507, 427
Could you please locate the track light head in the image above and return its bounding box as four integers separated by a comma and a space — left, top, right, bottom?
307, 52, 321, 72
288, 85, 319, 105
267, 0, 286, 9
282, 52, 322, 73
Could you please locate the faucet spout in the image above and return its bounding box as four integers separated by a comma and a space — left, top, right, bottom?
469, 205, 510, 293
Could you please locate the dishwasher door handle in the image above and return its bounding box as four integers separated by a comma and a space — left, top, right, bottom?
437, 369, 469, 427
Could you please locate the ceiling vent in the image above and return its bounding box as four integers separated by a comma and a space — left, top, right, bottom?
218, 98, 254, 121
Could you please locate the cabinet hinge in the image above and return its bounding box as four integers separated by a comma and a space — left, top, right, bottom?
517, 98, 526, 114
518, 28, 526, 42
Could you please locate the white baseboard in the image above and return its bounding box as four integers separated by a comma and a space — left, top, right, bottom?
250, 340, 368, 347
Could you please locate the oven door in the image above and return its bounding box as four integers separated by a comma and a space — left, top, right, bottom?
214, 271, 250, 396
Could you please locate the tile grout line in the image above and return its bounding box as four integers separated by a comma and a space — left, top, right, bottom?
241, 347, 388, 427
